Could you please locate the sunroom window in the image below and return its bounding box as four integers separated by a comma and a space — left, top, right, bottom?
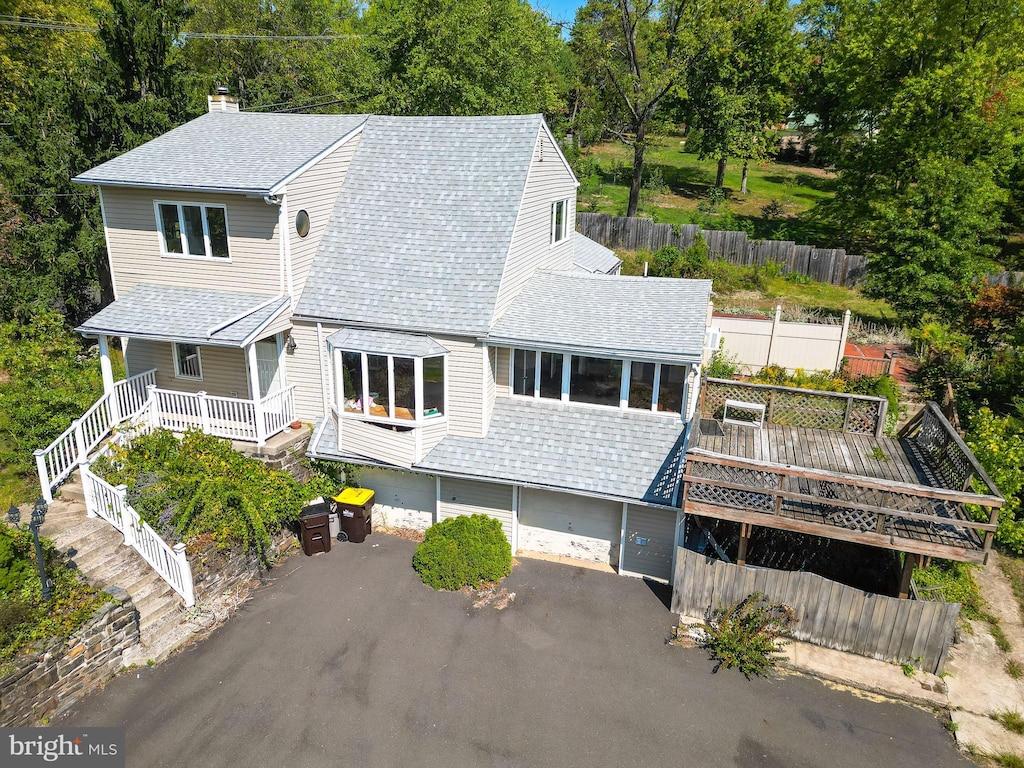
157, 202, 230, 259
339, 351, 445, 421
512, 349, 562, 399
508, 347, 689, 414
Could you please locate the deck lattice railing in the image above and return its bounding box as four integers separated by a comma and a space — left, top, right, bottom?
700, 377, 887, 437
682, 449, 1003, 561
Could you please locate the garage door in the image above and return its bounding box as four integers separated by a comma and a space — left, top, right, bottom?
359, 468, 436, 531
438, 478, 515, 546
621, 505, 679, 582
519, 489, 621, 566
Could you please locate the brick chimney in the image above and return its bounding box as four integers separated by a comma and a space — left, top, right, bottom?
207, 86, 239, 113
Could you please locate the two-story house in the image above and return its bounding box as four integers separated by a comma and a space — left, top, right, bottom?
68, 97, 709, 584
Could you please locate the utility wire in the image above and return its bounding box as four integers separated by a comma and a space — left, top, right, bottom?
0, 16, 360, 40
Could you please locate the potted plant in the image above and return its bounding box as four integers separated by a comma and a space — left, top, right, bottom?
289, 419, 303, 430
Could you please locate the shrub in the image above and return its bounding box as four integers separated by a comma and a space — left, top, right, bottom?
966, 408, 1024, 553
698, 592, 797, 678
0, 526, 106, 673
91, 429, 339, 562
413, 514, 511, 590
706, 346, 740, 380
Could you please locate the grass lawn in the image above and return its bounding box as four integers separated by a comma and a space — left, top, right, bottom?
579, 135, 843, 248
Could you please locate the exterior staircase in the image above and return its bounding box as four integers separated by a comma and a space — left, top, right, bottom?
37, 474, 184, 657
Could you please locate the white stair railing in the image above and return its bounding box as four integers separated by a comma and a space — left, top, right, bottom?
35, 369, 156, 502
80, 462, 195, 607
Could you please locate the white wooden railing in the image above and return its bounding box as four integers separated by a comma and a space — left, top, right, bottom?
80, 463, 195, 607
35, 369, 157, 502
35, 375, 296, 501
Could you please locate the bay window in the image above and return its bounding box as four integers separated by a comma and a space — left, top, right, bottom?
339, 350, 445, 421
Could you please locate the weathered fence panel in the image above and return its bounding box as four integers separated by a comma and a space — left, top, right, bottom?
671, 548, 960, 673
576, 213, 861, 287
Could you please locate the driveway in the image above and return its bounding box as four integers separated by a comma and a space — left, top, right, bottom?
62, 534, 969, 767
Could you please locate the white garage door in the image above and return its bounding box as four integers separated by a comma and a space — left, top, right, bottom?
359, 468, 436, 531
519, 489, 621, 566
621, 505, 679, 583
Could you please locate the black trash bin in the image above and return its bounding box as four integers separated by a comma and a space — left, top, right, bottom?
299, 504, 331, 555
331, 488, 374, 543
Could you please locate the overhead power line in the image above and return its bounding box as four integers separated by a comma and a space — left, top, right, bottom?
0, 15, 359, 41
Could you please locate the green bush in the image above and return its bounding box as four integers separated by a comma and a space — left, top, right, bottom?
413, 514, 512, 590
967, 408, 1024, 553
91, 429, 339, 562
0, 525, 36, 593
699, 592, 797, 678
0, 526, 106, 674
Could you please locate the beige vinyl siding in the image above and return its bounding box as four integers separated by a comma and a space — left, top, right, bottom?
483, 346, 497, 432
491, 130, 577, 322
125, 339, 250, 398
621, 505, 678, 583
338, 418, 417, 468
436, 335, 485, 438
495, 346, 511, 396
417, 418, 449, 461
260, 312, 293, 341
359, 468, 436, 531
285, 133, 363, 298
518, 489, 621, 566
438, 478, 514, 544
103, 186, 281, 296
288, 320, 335, 421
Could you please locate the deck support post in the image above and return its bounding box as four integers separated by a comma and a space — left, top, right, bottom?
737, 523, 751, 566
898, 552, 920, 599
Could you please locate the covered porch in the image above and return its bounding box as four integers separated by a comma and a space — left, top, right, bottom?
36, 286, 299, 500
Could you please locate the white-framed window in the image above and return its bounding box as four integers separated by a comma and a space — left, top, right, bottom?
173, 342, 203, 380
550, 199, 569, 244
339, 351, 445, 422
509, 347, 687, 414
155, 202, 231, 260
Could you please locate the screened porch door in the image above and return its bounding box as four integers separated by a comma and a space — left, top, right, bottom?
255, 337, 283, 397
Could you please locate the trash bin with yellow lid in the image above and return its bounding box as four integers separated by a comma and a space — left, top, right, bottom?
331, 488, 374, 543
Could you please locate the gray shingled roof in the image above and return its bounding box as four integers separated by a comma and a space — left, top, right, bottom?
293, 114, 545, 335
326, 328, 448, 357
573, 232, 622, 274
418, 398, 685, 503
77, 284, 289, 346
73, 112, 368, 194
488, 272, 712, 363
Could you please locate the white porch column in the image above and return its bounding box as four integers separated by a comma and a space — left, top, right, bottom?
97, 335, 115, 394
246, 342, 267, 446
97, 335, 119, 423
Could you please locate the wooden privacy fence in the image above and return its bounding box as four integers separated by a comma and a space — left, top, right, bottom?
671, 548, 960, 673
577, 213, 867, 287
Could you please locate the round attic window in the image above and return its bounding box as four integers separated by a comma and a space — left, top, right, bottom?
295, 209, 310, 238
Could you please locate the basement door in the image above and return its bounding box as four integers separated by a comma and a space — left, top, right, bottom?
621, 505, 679, 583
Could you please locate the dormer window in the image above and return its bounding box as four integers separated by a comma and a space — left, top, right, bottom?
156, 202, 230, 260
550, 199, 569, 244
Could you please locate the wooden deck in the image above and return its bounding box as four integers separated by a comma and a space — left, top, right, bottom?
694, 420, 930, 487
681, 404, 1003, 564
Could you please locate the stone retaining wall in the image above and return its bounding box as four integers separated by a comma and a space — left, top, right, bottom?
188, 529, 296, 605
0, 587, 140, 726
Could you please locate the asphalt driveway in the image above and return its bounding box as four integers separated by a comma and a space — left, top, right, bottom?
62, 534, 970, 767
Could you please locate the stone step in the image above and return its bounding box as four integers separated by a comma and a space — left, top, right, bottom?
58, 478, 86, 503
138, 593, 183, 638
